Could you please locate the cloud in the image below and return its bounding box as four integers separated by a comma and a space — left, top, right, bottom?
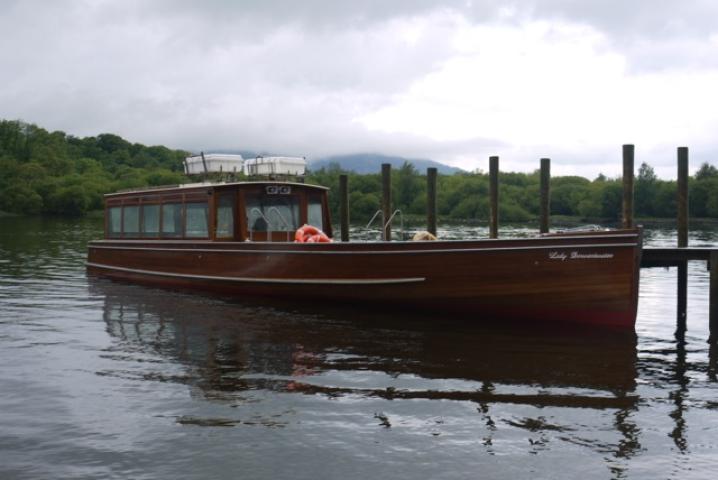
358, 17, 718, 177
0, 1, 716, 178
0, 2, 462, 151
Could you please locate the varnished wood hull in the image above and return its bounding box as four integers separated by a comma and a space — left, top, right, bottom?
86, 229, 642, 329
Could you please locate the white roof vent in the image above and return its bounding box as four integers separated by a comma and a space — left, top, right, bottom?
244, 156, 306, 177
184, 153, 244, 175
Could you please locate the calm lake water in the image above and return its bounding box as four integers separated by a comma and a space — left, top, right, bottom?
1, 217, 717, 479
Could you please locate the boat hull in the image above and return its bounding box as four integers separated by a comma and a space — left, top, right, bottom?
86, 229, 642, 329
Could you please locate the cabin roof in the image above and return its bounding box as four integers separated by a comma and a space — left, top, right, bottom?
104, 180, 329, 198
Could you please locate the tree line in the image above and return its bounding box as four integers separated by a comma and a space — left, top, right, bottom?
0, 120, 187, 215
308, 161, 718, 224
2, 119, 718, 222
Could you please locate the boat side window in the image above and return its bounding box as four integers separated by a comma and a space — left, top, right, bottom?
108, 207, 122, 238
161, 203, 183, 238
185, 202, 209, 238
141, 204, 160, 237
123, 206, 140, 237
307, 196, 323, 230
215, 194, 235, 238
246, 195, 300, 233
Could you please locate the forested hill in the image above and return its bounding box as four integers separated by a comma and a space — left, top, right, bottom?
0, 120, 188, 215
2, 119, 718, 222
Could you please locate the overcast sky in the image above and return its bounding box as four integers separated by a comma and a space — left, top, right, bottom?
2, 0, 717, 178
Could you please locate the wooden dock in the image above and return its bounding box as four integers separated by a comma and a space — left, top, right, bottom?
642, 248, 717, 343
642, 248, 716, 267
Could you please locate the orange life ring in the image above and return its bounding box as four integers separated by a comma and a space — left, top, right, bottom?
295, 224, 331, 243
307, 233, 332, 243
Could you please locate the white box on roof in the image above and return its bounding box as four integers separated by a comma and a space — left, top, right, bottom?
184, 153, 244, 175
244, 156, 306, 176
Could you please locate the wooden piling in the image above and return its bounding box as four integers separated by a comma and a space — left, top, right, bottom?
622, 144, 634, 229
540, 158, 550, 234
427, 167, 437, 237
382, 163, 392, 241
676, 147, 689, 337
710, 251, 718, 344
677, 147, 689, 247
339, 174, 349, 242
677, 261, 688, 338
489, 156, 499, 239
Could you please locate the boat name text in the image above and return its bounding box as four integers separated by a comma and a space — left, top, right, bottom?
548, 251, 614, 261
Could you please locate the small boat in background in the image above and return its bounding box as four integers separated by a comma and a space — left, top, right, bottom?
87, 155, 642, 330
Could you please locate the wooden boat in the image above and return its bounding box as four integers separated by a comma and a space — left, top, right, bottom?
86, 158, 642, 330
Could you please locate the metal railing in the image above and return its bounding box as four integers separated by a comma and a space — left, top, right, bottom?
365, 209, 404, 241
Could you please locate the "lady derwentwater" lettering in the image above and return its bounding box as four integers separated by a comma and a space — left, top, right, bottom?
548, 251, 615, 261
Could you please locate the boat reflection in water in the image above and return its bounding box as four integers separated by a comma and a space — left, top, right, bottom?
96, 278, 710, 473
92, 277, 642, 450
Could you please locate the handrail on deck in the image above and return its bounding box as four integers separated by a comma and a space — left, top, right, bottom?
365, 209, 405, 241
385, 209, 405, 241
365, 210, 386, 240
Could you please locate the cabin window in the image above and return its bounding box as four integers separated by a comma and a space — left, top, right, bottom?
161, 203, 183, 238
141, 204, 160, 237
185, 202, 209, 238
123, 206, 140, 236
246, 195, 300, 232
307, 196, 323, 230
215, 194, 235, 238
108, 207, 122, 237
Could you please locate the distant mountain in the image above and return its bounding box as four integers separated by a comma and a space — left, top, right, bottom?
308, 153, 464, 175
201, 149, 263, 159
199, 150, 463, 175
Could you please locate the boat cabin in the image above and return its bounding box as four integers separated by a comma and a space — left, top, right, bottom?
103, 181, 332, 242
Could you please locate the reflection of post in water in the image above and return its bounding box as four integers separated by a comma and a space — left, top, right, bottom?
668, 341, 689, 453
709, 343, 717, 382
613, 405, 641, 459
477, 381, 497, 453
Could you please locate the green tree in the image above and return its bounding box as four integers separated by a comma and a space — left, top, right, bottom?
395, 161, 420, 212
0, 184, 43, 214
46, 184, 91, 215
635, 162, 657, 216
599, 182, 623, 219
695, 162, 718, 180
551, 177, 590, 215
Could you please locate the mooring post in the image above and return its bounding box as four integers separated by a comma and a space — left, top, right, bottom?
677, 147, 689, 247
427, 167, 437, 236
540, 158, 550, 234
489, 156, 499, 239
676, 147, 689, 337
339, 174, 349, 242
622, 144, 634, 229
710, 251, 718, 344
381, 163, 392, 241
